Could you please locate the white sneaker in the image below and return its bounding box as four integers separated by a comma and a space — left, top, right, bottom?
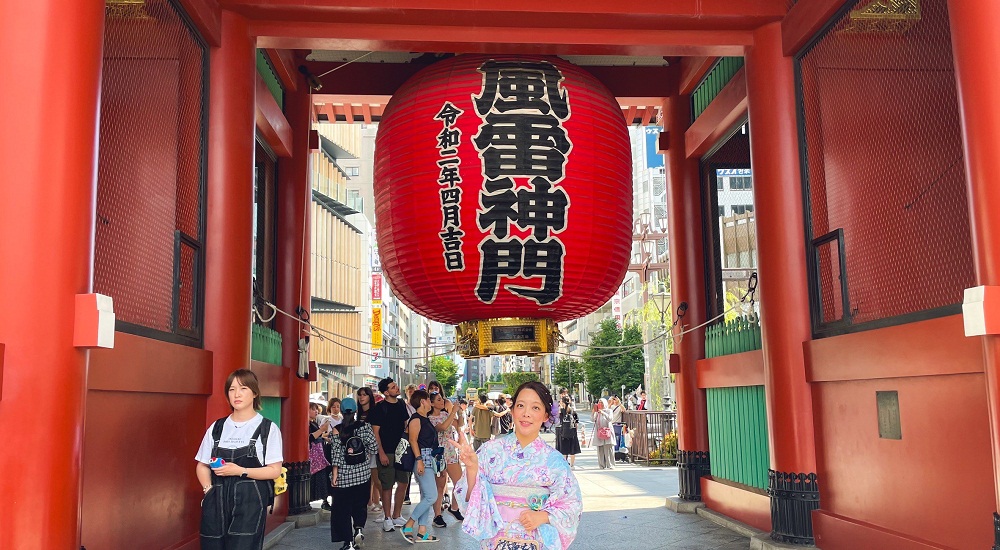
393, 516, 408, 527
382, 518, 395, 532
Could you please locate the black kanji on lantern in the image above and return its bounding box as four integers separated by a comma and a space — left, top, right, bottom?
515, 178, 568, 239
435, 101, 465, 272
435, 101, 464, 127
474, 60, 569, 119
478, 188, 518, 238
472, 59, 572, 305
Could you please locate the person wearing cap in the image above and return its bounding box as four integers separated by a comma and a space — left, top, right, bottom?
329, 396, 378, 550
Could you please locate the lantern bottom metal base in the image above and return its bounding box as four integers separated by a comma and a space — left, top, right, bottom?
456, 317, 559, 359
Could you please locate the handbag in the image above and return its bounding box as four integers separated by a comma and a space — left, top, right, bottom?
395, 438, 415, 471
309, 440, 330, 474
598, 426, 613, 440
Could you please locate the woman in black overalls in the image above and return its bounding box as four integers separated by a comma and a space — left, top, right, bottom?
195, 369, 284, 550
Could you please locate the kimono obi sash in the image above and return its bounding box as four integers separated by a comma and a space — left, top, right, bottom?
492, 484, 550, 523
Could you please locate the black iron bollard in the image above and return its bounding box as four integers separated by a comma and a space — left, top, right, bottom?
677, 450, 710, 501
286, 460, 312, 515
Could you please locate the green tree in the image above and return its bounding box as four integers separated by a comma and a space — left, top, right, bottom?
553, 358, 584, 391
429, 355, 459, 396
582, 319, 646, 402
582, 319, 622, 398
617, 323, 646, 395
501, 372, 539, 395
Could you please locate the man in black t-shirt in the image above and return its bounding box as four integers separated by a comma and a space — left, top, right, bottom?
369, 377, 411, 532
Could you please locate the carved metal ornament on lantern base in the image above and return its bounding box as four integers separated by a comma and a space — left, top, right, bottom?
676, 450, 710, 501
768, 470, 819, 545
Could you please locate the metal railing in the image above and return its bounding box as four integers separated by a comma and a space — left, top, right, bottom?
622, 410, 677, 465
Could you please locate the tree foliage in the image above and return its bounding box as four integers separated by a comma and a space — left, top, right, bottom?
429, 355, 459, 396
582, 319, 646, 400
501, 372, 539, 395
553, 358, 584, 391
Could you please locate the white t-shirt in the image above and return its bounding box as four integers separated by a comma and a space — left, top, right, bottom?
195, 413, 284, 465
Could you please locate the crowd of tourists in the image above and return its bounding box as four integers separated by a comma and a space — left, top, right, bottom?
195, 368, 584, 550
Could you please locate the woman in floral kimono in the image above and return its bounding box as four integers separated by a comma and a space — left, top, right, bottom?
449, 381, 582, 550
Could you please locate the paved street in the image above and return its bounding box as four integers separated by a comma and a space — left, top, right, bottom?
273, 417, 749, 550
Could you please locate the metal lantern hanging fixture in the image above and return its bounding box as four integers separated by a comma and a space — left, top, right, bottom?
374, 55, 632, 358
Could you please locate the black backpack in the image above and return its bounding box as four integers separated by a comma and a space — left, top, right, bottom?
343, 427, 367, 466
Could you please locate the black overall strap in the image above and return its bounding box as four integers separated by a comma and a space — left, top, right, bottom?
249, 417, 275, 513
252, 417, 272, 464
211, 418, 226, 454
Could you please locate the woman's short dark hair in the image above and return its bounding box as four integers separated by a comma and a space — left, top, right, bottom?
427, 380, 443, 394
512, 381, 554, 424
225, 369, 262, 411
410, 389, 430, 409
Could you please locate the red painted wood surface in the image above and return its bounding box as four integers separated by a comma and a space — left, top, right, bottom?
255, 21, 751, 58
0, 1, 104, 548
782, 0, 849, 56
250, 360, 291, 397
813, 511, 954, 550
264, 48, 299, 92
90, 332, 213, 394
809, 321, 993, 547
701, 476, 771, 533
950, 0, 1000, 519
277, 87, 314, 466
745, 22, 816, 475
805, 315, 983, 382
664, 93, 709, 452
697, 350, 765, 389
684, 66, 747, 159
177, 0, 221, 46
678, 56, 717, 95
204, 11, 256, 423
255, 72, 293, 157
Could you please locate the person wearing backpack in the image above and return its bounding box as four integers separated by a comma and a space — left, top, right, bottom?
329, 397, 379, 550
195, 369, 284, 550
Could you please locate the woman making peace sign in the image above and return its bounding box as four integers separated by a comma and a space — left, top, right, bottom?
448, 382, 582, 550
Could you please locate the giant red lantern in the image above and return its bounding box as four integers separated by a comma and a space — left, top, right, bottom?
374, 55, 631, 357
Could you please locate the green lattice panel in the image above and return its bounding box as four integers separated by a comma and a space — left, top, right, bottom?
706, 385, 769, 490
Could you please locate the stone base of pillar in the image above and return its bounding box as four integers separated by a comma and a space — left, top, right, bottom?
665, 495, 705, 513
768, 470, 819, 545
677, 450, 710, 501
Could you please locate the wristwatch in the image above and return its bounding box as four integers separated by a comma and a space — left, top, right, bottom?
240, 468, 248, 479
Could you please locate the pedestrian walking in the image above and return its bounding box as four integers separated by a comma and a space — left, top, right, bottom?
329, 397, 378, 550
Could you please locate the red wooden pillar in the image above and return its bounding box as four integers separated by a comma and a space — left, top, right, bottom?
948, 1, 1000, 544
663, 93, 711, 500
277, 83, 312, 468
204, 10, 256, 422
745, 22, 819, 544
0, 2, 104, 548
